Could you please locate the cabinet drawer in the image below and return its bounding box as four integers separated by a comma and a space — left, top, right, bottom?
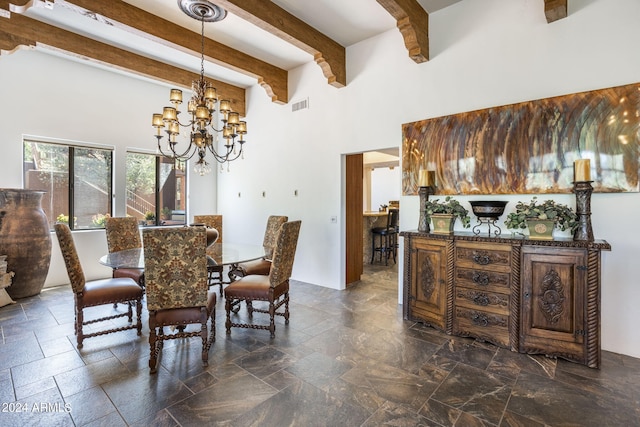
453, 307, 510, 348
455, 243, 511, 272
455, 267, 510, 291
455, 286, 509, 314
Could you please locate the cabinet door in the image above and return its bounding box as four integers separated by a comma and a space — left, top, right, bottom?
520, 246, 587, 364
409, 238, 452, 332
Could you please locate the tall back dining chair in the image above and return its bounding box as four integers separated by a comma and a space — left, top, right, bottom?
234, 215, 288, 278
104, 216, 145, 289
193, 214, 225, 294
142, 226, 216, 374
55, 223, 143, 349
370, 208, 399, 265
225, 220, 301, 338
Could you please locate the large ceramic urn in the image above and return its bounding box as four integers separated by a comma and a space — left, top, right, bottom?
0, 189, 52, 299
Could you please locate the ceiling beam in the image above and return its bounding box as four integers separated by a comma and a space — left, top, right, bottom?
213, 0, 346, 88
10, 0, 288, 104
0, 11, 247, 115
544, 0, 568, 23
376, 0, 429, 63
57, 0, 288, 103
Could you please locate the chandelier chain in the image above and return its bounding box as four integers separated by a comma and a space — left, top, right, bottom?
200, 16, 205, 78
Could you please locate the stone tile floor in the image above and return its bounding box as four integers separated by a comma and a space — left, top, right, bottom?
1, 264, 639, 426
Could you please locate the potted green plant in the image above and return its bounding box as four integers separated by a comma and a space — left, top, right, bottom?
504, 197, 578, 240
145, 211, 156, 225
161, 207, 171, 220
56, 214, 77, 226
424, 196, 471, 234
91, 213, 111, 228
56, 213, 70, 224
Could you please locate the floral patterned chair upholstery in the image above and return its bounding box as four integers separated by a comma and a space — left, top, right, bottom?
234, 215, 288, 278
224, 220, 301, 338
104, 216, 145, 289
55, 223, 143, 349
193, 215, 223, 242
193, 214, 225, 295
142, 226, 216, 374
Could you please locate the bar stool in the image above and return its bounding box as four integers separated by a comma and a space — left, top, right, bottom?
370, 209, 399, 265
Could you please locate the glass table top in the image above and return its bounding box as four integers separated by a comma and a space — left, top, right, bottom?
99, 242, 265, 269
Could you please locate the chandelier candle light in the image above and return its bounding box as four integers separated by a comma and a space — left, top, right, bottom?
152, 0, 247, 175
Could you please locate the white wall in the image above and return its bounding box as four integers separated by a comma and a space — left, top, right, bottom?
1, 0, 639, 358
370, 167, 401, 210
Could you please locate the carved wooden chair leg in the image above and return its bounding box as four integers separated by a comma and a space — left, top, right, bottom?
200, 308, 209, 366
76, 305, 84, 349
157, 327, 164, 351
284, 294, 290, 324
74, 310, 79, 336
149, 315, 158, 373
229, 298, 241, 314
269, 301, 276, 338
209, 311, 216, 344
136, 300, 142, 335
247, 300, 253, 316
225, 298, 233, 335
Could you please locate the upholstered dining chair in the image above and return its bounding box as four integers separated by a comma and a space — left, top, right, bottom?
55, 223, 143, 349
104, 216, 145, 289
225, 220, 301, 338
142, 226, 216, 374
233, 215, 288, 279
193, 214, 225, 295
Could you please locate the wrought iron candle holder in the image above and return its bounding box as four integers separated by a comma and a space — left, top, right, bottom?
573, 181, 594, 241
418, 186, 434, 232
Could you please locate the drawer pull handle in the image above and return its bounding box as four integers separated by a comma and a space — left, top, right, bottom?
472, 251, 491, 265
471, 313, 489, 327
473, 294, 490, 306
472, 272, 489, 286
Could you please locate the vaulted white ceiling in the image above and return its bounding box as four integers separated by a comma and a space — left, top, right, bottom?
2, 0, 566, 113
7, 0, 460, 91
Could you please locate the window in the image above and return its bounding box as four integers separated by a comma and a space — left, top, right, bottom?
23, 139, 113, 230
126, 152, 186, 226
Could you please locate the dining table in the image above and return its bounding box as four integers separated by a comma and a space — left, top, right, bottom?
99, 242, 266, 283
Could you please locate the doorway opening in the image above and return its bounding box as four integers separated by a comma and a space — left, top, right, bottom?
345, 148, 400, 287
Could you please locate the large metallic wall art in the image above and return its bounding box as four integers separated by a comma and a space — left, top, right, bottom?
402, 83, 640, 195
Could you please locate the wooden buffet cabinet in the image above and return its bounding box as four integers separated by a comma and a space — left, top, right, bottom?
401, 231, 611, 368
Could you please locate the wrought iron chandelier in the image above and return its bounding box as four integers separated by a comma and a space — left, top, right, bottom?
152, 0, 247, 175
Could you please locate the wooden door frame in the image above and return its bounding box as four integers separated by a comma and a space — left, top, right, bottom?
345, 153, 363, 285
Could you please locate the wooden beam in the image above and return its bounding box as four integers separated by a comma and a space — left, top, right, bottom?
544, 0, 568, 23
13, 0, 288, 104
214, 0, 346, 88
376, 0, 429, 63
0, 12, 246, 115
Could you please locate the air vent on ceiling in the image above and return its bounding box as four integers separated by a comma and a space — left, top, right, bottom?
292, 98, 309, 112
